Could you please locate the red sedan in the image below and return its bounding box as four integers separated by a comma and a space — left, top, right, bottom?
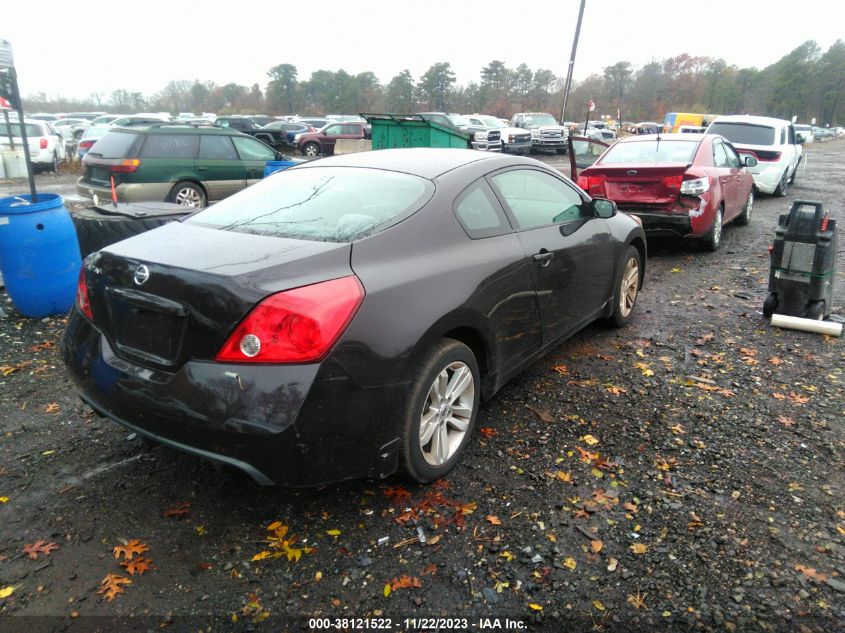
568, 134, 757, 250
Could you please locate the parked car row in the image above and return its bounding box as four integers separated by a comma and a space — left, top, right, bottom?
0, 119, 67, 172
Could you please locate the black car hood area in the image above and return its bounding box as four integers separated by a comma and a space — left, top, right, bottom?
87, 222, 353, 371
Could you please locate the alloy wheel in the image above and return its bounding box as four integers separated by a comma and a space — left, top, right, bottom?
175, 187, 202, 207
418, 361, 475, 466
619, 256, 639, 318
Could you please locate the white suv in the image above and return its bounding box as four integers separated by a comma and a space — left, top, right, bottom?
706, 115, 802, 196
0, 118, 67, 172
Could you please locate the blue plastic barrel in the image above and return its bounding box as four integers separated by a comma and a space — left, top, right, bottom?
0, 193, 81, 318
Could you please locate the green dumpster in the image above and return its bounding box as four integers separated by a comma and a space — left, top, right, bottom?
362, 114, 471, 150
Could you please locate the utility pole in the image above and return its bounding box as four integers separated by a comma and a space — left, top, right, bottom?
559, 0, 587, 123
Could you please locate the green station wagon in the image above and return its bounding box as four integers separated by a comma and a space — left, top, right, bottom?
76, 125, 300, 208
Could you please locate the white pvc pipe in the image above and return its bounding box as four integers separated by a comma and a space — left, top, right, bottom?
771, 314, 843, 337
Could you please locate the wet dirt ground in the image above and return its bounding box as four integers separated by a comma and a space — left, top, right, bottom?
0, 142, 843, 633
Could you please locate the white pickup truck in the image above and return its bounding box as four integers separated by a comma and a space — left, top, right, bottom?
510, 112, 568, 154
706, 115, 802, 196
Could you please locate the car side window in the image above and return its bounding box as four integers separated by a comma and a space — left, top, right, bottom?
139, 134, 199, 159
787, 125, 795, 144
217, 119, 230, 128
199, 135, 238, 160
453, 180, 511, 239
491, 169, 586, 229
724, 143, 742, 168
324, 125, 343, 135
712, 142, 729, 168
231, 136, 275, 161
780, 128, 786, 144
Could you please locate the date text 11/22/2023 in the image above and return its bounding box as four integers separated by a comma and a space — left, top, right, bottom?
307, 617, 528, 630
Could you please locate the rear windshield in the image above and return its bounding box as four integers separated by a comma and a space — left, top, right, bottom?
87, 131, 141, 158
188, 166, 434, 242
0, 123, 42, 136
708, 122, 775, 146
600, 140, 699, 164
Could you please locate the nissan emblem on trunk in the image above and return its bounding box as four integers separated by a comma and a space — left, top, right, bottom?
134, 265, 150, 286
626, 170, 638, 176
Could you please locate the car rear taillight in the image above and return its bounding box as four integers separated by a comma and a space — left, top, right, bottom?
577, 174, 606, 196
110, 159, 140, 173
76, 268, 93, 321
739, 149, 781, 162
39, 138, 48, 149
680, 176, 710, 196
215, 276, 365, 364
663, 174, 683, 190
79, 140, 95, 150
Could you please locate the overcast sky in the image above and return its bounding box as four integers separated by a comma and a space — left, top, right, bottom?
4, 0, 843, 102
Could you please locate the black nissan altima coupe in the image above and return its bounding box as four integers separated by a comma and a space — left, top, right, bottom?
62, 148, 646, 486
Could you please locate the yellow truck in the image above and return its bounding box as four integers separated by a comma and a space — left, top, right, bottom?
662, 112, 717, 133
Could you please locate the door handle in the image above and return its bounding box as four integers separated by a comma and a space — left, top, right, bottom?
533, 250, 554, 265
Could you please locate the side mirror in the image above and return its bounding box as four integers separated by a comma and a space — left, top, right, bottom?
743, 155, 758, 167
592, 198, 616, 219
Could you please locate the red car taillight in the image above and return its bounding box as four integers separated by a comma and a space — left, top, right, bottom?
110, 159, 140, 173
215, 276, 365, 364
76, 268, 93, 321
79, 140, 95, 150
577, 174, 606, 197
39, 138, 48, 149
663, 174, 683, 190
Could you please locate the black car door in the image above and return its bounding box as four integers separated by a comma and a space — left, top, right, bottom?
489, 167, 614, 346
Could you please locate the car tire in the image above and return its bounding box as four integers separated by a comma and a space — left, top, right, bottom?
400, 339, 480, 483
303, 143, 320, 158
168, 181, 206, 208
50, 152, 58, 173
606, 245, 641, 328
703, 205, 723, 252
763, 293, 778, 319
72, 208, 180, 258
774, 170, 789, 197
735, 189, 754, 226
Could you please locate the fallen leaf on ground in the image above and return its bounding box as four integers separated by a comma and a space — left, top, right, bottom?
581, 434, 599, 446
422, 563, 437, 575
120, 557, 154, 575
23, 540, 59, 560
44, 403, 60, 414
787, 392, 810, 405
627, 590, 648, 609
593, 599, 605, 611
768, 357, 784, 366
390, 576, 422, 590
479, 427, 496, 438
590, 540, 603, 553
528, 603, 543, 611
0, 586, 15, 599
564, 557, 577, 570
97, 574, 132, 601
795, 564, 828, 582
545, 470, 572, 482
552, 365, 569, 374
426, 534, 441, 546
485, 515, 502, 525
164, 501, 191, 518
607, 558, 618, 572
630, 543, 648, 554
0, 497, 8, 503
605, 384, 627, 395
113, 540, 149, 561
325, 529, 341, 536
526, 405, 554, 422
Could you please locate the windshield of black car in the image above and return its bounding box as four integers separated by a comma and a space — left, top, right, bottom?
707, 122, 775, 146
524, 114, 557, 126
87, 132, 141, 158
0, 123, 43, 137
480, 117, 506, 128
599, 140, 699, 164
188, 167, 435, 242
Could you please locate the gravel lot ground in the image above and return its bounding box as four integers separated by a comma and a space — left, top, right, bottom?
0, 142, 843, 633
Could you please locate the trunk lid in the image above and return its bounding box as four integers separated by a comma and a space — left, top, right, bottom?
86, 221, 353, 370
583, 164, 689, 208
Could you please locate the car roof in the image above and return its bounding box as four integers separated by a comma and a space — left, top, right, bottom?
108, 125, 244, 136
294, 148, 501, 179
616, 133, 710, 142
710, 114, 790, 127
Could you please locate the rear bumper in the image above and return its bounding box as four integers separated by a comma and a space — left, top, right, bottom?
621, 210, 693, 237
77, 179, 173, 204
60, 308, 406, 486
748, 163, 787, 194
